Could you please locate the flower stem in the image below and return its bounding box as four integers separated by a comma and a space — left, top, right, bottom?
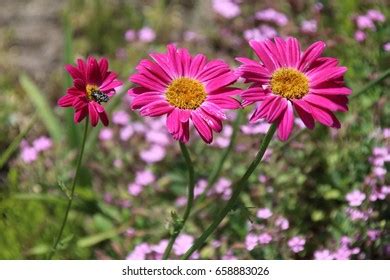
181, 123, 277, 260
162, 142, 195, 259
47, 118, 89, 259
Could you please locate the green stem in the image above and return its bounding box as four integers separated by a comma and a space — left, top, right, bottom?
162, 142, 195, 259
47, 118, 89, 259
181, 123, 277, 260
352, 68, 390, 99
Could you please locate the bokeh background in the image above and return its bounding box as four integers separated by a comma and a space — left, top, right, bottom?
0, 0, 389, 260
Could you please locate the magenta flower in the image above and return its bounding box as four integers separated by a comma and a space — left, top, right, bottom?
245, 233, 258, 250
138, 27, 156, 43
58, 57, 122, 126
255, 8, 288, 26
237, 37, 351, 141
99, 128, 113, 141
367, 9, 385, 22
356, 15, 375, 30
345, 190, 366, 207
384, 42, 390, 52
32, 136, 53, 152
212, 0, 241, 19
129, 44, 241, 143
288, 236, 306, 253
314, 249, 333, 260
20, 145, 38, 163
173, 234, 196, 257
258, 233, 273, 244
135, 170, 155, 186
301, 19, 318, 34
354, 30, 366, 42
140, 145, 166, 163
275, 216, 289, 230
256, 208, 273, 219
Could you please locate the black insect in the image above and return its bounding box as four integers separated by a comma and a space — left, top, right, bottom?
91, 89, 109, 104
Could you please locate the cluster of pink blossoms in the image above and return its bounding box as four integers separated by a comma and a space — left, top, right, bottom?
20, 136, 52, 163
125, 26, 156, 43
126, 233, 199, 260
354, 9, 385, 43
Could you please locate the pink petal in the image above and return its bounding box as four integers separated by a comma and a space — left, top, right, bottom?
74, 107, 88, 123
131, 92, 164, 110
65, 64, 84, 80
99, 58, 109, 79
86, 56, 102, 86
66, 87, 85, 96
277, 101, 294, 141
139, 100, 173, 117
293, 100, 315, 129
298, 41, 326, 71
201, 102, 227, 120
267, 96, 287, 122
206, 73, 237, 92
241, 87, 269, 106
249, 40, 277, 71
309, 67, 348, 87
310, 87, 352, 95
72, 96, 88, 110
250, 95, 276, 123
286, 37, 301, 68
99, 110, 109, 126
131, 73, 166, 91
206, 96, 241, 109
198, 108, 223, 132
58, 95, 75, 107
77, 59, 86, 76
274, 37, 288, 67
166, 109, 180, 134
149, 52, 176, 79
310, 104, 340, 128
192, 111, 213, 144
304, 94, 348, 112
88, 102, 99, 126
74, 78, 86, 90
188, 54, 207, 78
179, 109, 191, 122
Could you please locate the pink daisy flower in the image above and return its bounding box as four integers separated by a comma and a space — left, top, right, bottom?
129, 44, 241, 143
237, 37, 351, 141
58, 57, 123, 126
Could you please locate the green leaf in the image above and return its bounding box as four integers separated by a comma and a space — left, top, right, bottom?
19, 74, 63, 143
77, 225, 127, 248
26, 244, 50, 256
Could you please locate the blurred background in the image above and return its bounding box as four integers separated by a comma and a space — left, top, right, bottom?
0, 0, 389, 260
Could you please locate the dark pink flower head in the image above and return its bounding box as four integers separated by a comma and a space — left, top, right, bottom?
58, 57, 122, 127
129, 44, 241, 143
237, 37, 351, 141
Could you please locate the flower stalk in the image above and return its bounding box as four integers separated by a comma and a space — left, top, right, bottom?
48, 117, 89, 259
162, 142, 195, 259
181, 123, 277, 259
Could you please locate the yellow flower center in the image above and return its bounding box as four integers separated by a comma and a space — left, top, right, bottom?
165, 77, 207, 110
86, 84, 99, 100
270, 68, 309, 99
